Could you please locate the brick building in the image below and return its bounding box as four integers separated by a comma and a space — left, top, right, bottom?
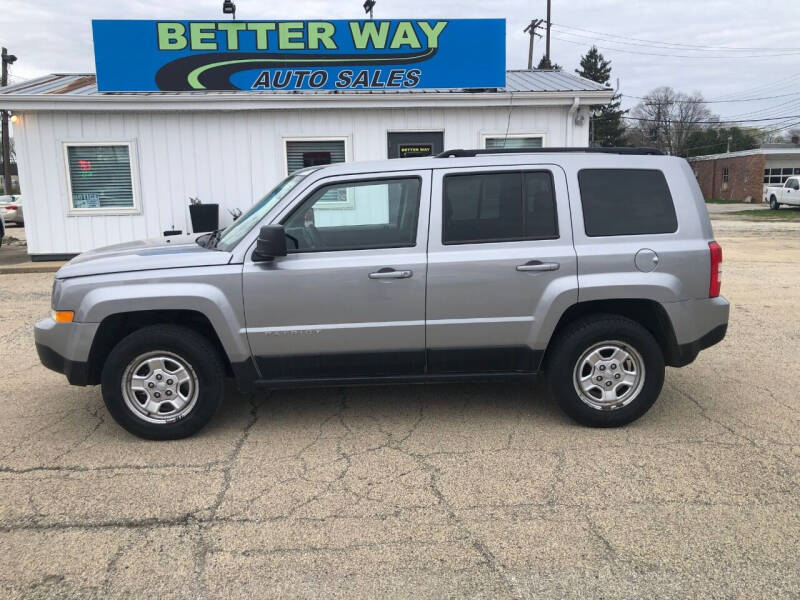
688, 145, 800, 203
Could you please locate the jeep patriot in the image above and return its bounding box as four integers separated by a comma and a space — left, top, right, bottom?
35, 147, 729, 439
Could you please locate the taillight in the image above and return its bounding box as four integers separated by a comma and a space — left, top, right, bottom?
5, 205, 16, 210
709, 241, 722, 298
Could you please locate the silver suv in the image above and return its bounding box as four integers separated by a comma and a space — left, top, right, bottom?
35, 148, 729, 439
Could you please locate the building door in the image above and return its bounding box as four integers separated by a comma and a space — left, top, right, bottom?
387, 132, 444, 159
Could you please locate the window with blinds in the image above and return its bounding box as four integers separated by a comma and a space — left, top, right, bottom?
285, 140, 347, 174
285, 139, 349, 206
484, 136, 544, 149
66, 144, 135, 211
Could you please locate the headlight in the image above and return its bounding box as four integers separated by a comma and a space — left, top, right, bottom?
51, 278, 63, 310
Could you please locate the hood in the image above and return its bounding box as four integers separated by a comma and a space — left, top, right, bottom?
55, 235, 232, 279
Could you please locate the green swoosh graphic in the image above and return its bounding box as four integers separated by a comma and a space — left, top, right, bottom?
186, 48, 437, 90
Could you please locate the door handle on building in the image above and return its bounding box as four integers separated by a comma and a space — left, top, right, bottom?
368, 269, 413, 280
516, 261, 560, 272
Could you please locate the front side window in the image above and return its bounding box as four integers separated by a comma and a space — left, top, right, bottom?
578, 169, 677, 237
443, 171, 558, 244
216, 171, 311, 252
65, 143, 136, 213
283, 177, 421, 252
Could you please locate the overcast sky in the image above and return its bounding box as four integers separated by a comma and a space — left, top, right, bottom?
3, 0, 800, 131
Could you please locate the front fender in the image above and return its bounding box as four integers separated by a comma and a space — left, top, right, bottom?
67, 268, 250, 363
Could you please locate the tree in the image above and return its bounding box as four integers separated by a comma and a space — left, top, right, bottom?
576, 46, 610, 84
683, 126, 760, 157
629, 87, 717, 155
766, 127, 800, 144
575, 46, 626, 147
536, 55, 561, 70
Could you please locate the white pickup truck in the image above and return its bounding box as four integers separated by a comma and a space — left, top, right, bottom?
764, 176, 800, 209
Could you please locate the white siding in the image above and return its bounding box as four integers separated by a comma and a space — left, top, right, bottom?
14, 104, 585, 255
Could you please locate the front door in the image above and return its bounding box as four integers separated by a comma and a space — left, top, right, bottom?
387, 131, 444, 159
242, 171, 431, 381
425, 165, 577, 373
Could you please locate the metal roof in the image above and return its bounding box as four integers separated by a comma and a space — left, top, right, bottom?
0, 69, 610, 97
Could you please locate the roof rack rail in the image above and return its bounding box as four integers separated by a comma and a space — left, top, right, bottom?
435, 147, 664, 158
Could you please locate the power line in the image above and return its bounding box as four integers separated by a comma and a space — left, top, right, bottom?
710, 71, 800, 101
621, 91, 800, 104
550, 32, 800, 59
551, 22, 800, 52
723, 97, 800, 120
623, 114, 800, 124
593, 113, 800, 126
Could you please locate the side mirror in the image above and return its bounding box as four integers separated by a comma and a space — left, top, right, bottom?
252, 225, 287, 262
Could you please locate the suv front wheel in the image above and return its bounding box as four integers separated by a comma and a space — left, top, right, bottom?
101, 325, 225, 439
546, 315, 665, 427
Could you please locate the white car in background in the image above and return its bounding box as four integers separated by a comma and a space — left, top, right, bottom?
764, 176, 800, 209
0, 194, 24, 225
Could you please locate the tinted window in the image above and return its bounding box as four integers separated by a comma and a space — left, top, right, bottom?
443, 171, 558, 244
578, 169, 677, 237
283, 177, 420, 252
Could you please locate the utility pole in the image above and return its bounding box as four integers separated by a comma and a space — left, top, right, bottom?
524, 20, 543, 70
1, 47, 17, 196
545, 0, 552, 66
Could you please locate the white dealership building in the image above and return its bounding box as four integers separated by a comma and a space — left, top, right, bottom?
0, 70, 612, 260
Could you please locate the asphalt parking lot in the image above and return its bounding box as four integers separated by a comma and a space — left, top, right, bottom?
0, 217, 798, 599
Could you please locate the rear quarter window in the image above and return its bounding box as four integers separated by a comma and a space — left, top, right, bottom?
578, 168, 677, 237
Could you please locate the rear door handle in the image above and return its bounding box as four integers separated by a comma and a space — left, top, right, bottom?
369, 268, 413, 280
516, 261, 560, 272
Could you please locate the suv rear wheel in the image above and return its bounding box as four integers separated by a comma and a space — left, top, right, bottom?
101, 325, 224, 439
770, 195, 780, 210
546, 315, 665, 427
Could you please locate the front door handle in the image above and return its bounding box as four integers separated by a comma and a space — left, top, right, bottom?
369, 268, 413, 280
516, 261, 560, 272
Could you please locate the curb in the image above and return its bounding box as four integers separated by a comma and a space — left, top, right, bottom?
0, 264, 64, 275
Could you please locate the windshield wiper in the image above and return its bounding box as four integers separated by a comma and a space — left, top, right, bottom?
206, 229, 223, 249
197, 229, 223, 249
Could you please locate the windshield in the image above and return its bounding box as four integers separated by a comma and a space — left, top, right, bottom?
215, 172, 310, 252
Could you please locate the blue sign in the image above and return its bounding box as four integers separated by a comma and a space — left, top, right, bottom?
92, 19, 506, 92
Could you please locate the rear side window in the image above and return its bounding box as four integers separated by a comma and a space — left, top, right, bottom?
578, 169, 677, 237
443, 171, 558, 244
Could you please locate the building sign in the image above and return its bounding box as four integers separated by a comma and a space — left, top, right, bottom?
92, 19, 505, 92
73, 193, 100, 209
399, 143, 434, 158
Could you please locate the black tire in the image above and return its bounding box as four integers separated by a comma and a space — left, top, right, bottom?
770, 195, 780, 210
546, 314, 665, 427
101, 325, 225, 440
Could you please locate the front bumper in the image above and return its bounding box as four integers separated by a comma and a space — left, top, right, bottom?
34, 317, 99, 386
36, 342, 91, 385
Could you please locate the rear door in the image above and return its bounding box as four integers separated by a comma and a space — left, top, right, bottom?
425, 165, 577, 374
